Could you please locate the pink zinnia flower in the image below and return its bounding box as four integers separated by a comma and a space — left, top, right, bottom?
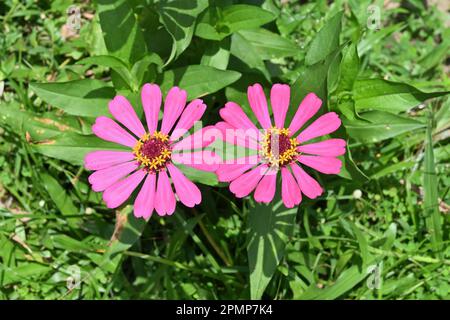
215, 83, 346, 208
84, 84, 218, 219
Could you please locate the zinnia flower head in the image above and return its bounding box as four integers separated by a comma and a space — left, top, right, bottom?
215, 83, 346, 208
84, 84, 218, 219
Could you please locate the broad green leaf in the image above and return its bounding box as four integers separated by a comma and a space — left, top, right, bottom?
354, 79, 450, 113
96, 0, 147, 64
130, 53, 164, 87
349, 221, 370, 266
30, 79, 115, 117
77, 55, 133, 90
175, 163, 218, 186
200, 38, 231, 70
237, 28, 299, 59
1, 263, 52, 286
288, 49, 342, 123
33, 133, 127, 165
41, 173, 79, 226
338, 143, 369, 182
336, 43, 360, 94
77, 54, 129, 69
92, 206, 147, 274
159, 65, 241, 99
382, 223, 397, 251
231, 32, 270, 81
50, 234, 94, 252
305, 11, 343, 66
419, 41, 450, 74
344, 110, 426, 143
357, 23, 405, 56
158, 0, 208, 65
247, 195, 297, 299
195, 4, 275, 41
276, 10, 302, 36
423, 111, 443, 257
370, 161, 415, 180
297, 262, 372, 300
0, 101, 81, 140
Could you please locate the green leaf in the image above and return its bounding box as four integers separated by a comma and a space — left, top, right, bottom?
93, 206, 147, 274
357, 23, 405, 56
130, 53, 164, 87
247, 195, 297, 299
200, 38, 231, 70
0, 101, 81, 140
195, 4, 275, 41
237, 28, 299, 59
158, 0, 208, 65
349, 221, 370, 266
344, 110, 426, 143
96, 0, 147, 64
33, 133, 127, 165
41, 173, 79, 222
338, 143, 369, 182
423, 110, 443, 257
1, 263, 52, 286
353, 79, 450, 114
77, 54, 129, 69
297, 263, 372, 300
370, 161, 415, 180
30, 79, 115, 117
159, 65, 241, 100
288, 49, 342, 123
305, 11, 343, 66
77, 55, 133, 90
336, 43, 360, 93
419, 41, 450, 74
231, 32, 270, 81
176, 164, 218, 186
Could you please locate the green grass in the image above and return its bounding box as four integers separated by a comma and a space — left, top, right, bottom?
0, 0, 449, 300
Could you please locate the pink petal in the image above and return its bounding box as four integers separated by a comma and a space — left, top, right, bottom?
172, 126, 218, 151
109, 95, 146, 138
88, 161, 139, 192
92, 116, 137, 148
219, 102, 259, 131
134, 173, 156, 219
288, 93, 322, 135
215, 121, 260, 150
229, 164, 267, 198
84, 150, 135, 171
167, 163, 201, 208
102, 169, 146, 209
141, 83, 162, 134
216, 155, 260, 182
160, 87, 187, 134
290, 163, 323, 199
281, 167, 301, 208
171, 99, 206, 141
271, 84, 290, 128
247, 83, 272, 129
297, 112, 341, 143
297, 155, 342, 174
298, 139, 346, 157
154, 171, 176, 216
254, 171, 277, 203
172, 151, 220, 172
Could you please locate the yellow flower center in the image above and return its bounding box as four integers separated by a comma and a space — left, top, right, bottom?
133, 131, 172, 173
260, 127, 299, 168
